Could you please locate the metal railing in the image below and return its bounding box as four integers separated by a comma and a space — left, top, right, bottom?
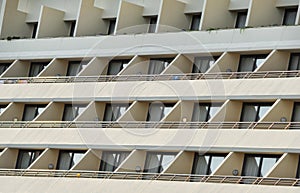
0, 169, 299, 187
0, 70, 299, 84
0, 121, 298, 129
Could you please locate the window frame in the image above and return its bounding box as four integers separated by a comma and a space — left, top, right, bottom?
144, 152, 177, 173
99, 151, 130, 172
282, 8, 298, 26
146, 102, 175, 121
107, 19, 116, 35
242, 154, 281, 177
103, 103, 131, 121
56, 150, 86, 170
62, 104, 87, 121
235, 11, 248, 28
192, 103, 223, 122
191, 153, 227, 175
107, 59, 131, 75
288, 53, 300, 70
240, 102, 273, 122
238, 54, 268, 72
189, 13, 201, 31
16, 149, 42, 169
22, 104, 47, 121
29, 62, 49, 77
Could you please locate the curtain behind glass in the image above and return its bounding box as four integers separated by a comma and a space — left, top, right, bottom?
190, 14, 201, 31
283, 9, 297, 25
144, 154, 161, 173
192, 104, 209, 122
148, 60, 165, 74
57, 152, 72, 170
16, 151, 31, 169
192, 155, 209, 175
242, 156, 260, 176
288, 54, 300, 70
241, 105, 258, 122
107, 61, 123, 75
193, 57, 214, 73
0, 63, 10, 75
63, 105, 75, 121
29, 63, 47, 77
292, 103, 300, 122
147, 103, 164, 121
22, 106, 38, 121
235, 12, 247, 28
67, 62, 82, 76
238, 57, 255, 72
100, 152, 115, 171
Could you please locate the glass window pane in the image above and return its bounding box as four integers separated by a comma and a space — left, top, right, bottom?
209, 156, 225, 174
242, 156, 260, 176
72, 152, 85, 168
162, 105, 173, 118
192, 155, 209, 175
62, 104, 86, 121
29, 62, 48, 77
190, 14, 201, 31
108, 19, 116, 35
0, 63, 11, 75
257, 106, 271, 120
100, 152, 116, 171
283, 8, 297, 25
238, 56, 255, 72
147, 103, 164, 121
260, 157, 278, 177
292, 103, 300, 122
193, 57, 215, 73
160, 154, 176, 172
235, 11, 247, 28
57, 152, 72, 170
144, 153, 161, 173
16, 151, 32, 169
289, 54, 300, 70
107, 61, 123, 75
0, 105, 7, 114
255, 57, 266, 69
148, 17, 157, 33
241, 104, 258, 122
208, 104, 222, 120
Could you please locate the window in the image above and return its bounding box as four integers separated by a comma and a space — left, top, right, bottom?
148, 58, 173, 74
56, 150, 85, 170
69, 20, 76, 37
238, 55, 268, 72
296, 156, 300, 178
148, 16, 158, 33
240, 103, 272, 122
108, 19, 116, 35
192, 56, 217, 73
16, 150, 42, 169
242, 154, 280, 177
107, 60, 130, 75
192, 153, 226, 175
283, 8, 298, 25
29, 22, 38, 38
288, 53, 300, 70
29, 62, 48, 77
0, 105, 7, 114
291, 102, 300, 122
235, 11, 247, 28
62, 104, 87, 121
0, 63, 11, 75
192, 103, 222, 122
103, 103, 130, 121
99, 151, 130, 172
144, 152, 176, 173
66, 61, 89, 76
147, 103, 175, 121
22, 104, 47, 121
190, 13, 201, 31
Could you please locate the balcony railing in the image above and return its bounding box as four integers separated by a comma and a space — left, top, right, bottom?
0, 70, 299, 84
0, 121, 298, 129
0, 169, 299, 187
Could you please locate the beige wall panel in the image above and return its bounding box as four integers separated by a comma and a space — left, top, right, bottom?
256, 50, 290, 72
267, 153, 299, 178
0, 102, 24, 121
76, 0, 107, 36
163, 151, 194, 174
36, 6, 68, 38
118, 101, 149, 121
78, 57, 110, 76
72, 149, 101, 171
162, 54, 193, 74
29, 148, 59, 169
260, 99, 294, 122
247, 0, 283, 27
35, 102, 64, 121
0, 148, 18, 168
0, 0, 32, 38
213, 152, 244, 176
116, 1, 147, 35
2, 176, 300, 193
119, 56, 149, 75
207, 52, 240, 73
1, 60, 30, 77
116, 150, 147, 172
157, 0, 190, 33
201, 0, 235, 30
39, 59, 68, 77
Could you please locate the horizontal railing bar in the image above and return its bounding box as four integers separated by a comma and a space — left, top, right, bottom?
0, 121, 298, 129
0, 169, 298, 187
0, 70, 299, 84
